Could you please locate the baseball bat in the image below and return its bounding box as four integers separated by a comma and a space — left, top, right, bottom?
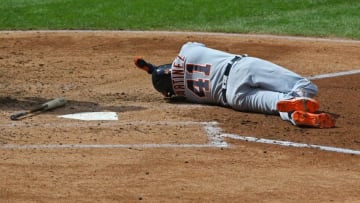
10, 97, 67, 120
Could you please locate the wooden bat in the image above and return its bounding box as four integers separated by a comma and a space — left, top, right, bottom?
10, 97, 67, 120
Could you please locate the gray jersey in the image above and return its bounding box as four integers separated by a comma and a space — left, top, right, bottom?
171, 42, 236, 104
171, 42, 318, 115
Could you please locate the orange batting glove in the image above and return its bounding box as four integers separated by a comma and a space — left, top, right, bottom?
134, 56, 156, 74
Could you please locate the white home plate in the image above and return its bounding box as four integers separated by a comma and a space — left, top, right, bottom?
58, 112, 118, 121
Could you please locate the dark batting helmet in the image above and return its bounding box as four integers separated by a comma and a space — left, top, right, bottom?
152, 64, 175, 97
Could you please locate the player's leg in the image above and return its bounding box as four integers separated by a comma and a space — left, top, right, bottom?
227, 86, 320, 114
227, 87, 287, 114
226, 88, 334, 128
231, 57, 318, 98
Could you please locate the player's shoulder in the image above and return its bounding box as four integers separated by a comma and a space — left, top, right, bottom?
182, 42, 206, 48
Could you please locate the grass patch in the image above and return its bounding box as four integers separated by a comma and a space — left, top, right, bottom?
0, 0, 359, 39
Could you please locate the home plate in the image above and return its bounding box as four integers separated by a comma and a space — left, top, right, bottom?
58, 112, 118, 121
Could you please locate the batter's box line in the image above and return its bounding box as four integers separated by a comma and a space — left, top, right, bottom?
205, 122, 360, 155
1, 121, 359, 155
0, 121, 227, 150
307, 69, 360, 80
222, 134, 360, 155
166, 121, 360, 155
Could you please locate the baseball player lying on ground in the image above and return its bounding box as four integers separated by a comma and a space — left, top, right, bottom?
134, 42, 335, 128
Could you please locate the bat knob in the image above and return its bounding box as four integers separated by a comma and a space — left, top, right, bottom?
10, 112, 27, 120
10, 115, 18, 120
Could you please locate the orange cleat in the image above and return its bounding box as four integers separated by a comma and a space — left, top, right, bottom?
291, 111, 336, 128
277, 97, 320, 113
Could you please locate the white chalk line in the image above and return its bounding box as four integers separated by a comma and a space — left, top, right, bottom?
223, 134, 360, 155
0, 121, 227, 149
308, 69, 360, 80
0, 120, 206, 128
1, 70, 360, 154
0, 143, 216, 149
1, 121, 359, 155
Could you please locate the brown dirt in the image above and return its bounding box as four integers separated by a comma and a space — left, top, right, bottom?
0, 31, 360, 202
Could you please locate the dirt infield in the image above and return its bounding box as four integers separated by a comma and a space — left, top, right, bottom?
1, 31, 360, 202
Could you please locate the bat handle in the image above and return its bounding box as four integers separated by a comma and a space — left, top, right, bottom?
10, 112, 28, 120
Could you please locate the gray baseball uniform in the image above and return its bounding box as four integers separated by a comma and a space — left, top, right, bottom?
171, 42, 318, 119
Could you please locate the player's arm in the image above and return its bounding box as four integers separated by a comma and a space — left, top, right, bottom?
134, 56, 156, 74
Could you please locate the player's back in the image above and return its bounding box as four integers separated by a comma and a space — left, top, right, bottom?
172, 42, 236, 104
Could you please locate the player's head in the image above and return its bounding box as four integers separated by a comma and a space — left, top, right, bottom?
152, 64, 175, 97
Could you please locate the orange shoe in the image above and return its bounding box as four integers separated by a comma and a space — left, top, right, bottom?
277, 97, 319, 113
291, 111, 335, 128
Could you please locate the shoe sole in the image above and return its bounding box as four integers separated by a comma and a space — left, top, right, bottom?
292, 111, 335, 128
277, 97, 319, 113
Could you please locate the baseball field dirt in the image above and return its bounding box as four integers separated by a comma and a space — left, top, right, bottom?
0, 31, 359, 202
